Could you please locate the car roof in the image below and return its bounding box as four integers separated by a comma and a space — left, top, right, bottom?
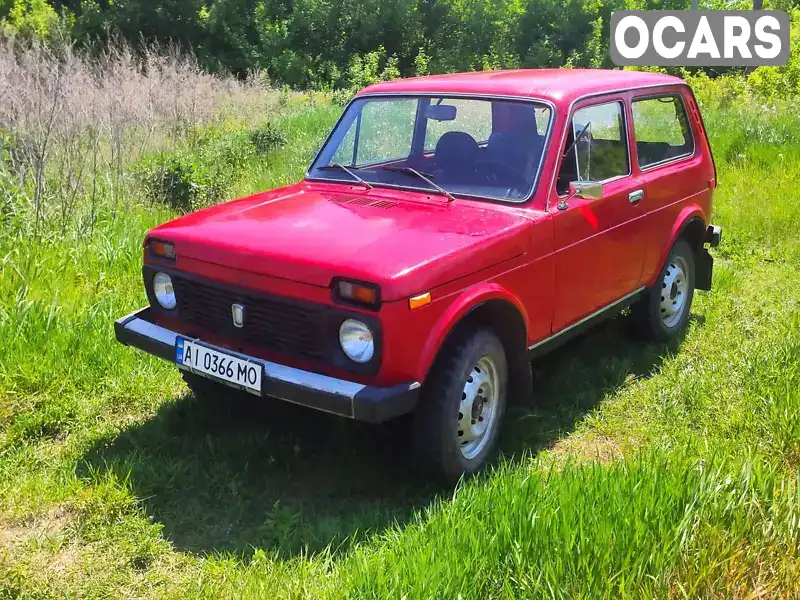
358, 69, 685, 105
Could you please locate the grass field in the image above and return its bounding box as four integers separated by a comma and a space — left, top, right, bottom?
1, 75, 799, 598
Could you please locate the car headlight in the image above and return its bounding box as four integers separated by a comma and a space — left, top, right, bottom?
153, 272, 176, 310
339, 319, 374, 363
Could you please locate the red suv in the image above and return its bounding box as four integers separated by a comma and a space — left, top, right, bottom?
116, 69, 721, 482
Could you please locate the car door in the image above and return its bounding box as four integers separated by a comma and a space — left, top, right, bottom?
550, 95, 647, 332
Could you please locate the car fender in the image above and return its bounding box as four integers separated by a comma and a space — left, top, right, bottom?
416, 283, 529, 381
647, 205, 708, 287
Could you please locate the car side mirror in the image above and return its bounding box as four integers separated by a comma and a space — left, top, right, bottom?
557, 181, 603, 211
568, 180, 603, 200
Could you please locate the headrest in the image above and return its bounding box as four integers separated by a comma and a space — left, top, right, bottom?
434, 131, 481, 167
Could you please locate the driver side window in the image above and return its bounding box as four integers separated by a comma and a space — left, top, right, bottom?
557, 101, 629, 195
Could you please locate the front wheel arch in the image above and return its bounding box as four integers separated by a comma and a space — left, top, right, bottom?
421, 297, 532, 407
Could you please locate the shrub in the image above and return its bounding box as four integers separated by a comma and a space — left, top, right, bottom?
248, 122, 286, 155
200, 129, 255, 171
0, 0, 62, 42
135, 121, 285, 212
137, 152, 226, 212
332, 46, 402, 105
332, 87, 354, 106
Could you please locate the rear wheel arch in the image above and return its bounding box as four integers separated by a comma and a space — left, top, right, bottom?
678, 216, 707, 254
648, 209, 707, 287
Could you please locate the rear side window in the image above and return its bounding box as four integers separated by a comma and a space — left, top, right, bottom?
632, 95, 694, 168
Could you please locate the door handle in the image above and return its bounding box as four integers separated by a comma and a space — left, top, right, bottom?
628, 189, 644, 205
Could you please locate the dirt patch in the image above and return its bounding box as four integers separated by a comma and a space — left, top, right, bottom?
0, 504, 76, 553
0, 504, 83, 592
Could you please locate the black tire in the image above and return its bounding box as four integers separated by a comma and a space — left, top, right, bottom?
631, 238, 696, 341
412, 327, 508, 485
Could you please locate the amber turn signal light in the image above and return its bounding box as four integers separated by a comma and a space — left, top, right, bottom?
335, 280, 380, 308
147, 239, 176, 261
409, 292, 431, 310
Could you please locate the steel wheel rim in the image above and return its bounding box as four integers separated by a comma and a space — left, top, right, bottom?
660, 255, 689, 328
457, 354, 500, 460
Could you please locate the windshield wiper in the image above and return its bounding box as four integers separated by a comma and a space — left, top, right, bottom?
377, 165, 456, 203
318, 163, 372, 189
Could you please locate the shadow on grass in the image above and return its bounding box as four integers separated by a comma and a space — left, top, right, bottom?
502, 314, 694, 456
79, 313, 690, 559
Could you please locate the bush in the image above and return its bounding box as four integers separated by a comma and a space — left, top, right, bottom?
248, 122, 286, 155
137, 152, 226, 212
331, 46, 401, 105
0, 0, 63, 42
135, 122, 286, 212
200, 129, 255, 171
332, 88, 354, 107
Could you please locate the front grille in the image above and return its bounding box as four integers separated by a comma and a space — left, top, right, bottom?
171, 276, 329, 362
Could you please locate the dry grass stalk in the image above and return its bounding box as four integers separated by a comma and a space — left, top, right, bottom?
0, 37, 276, 235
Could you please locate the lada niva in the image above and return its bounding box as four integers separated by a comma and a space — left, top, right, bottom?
115, 69, 722, 483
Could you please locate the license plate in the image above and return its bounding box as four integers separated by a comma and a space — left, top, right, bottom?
176, 338, 262, 393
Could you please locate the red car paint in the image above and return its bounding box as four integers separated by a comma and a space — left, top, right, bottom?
143, 69, 715, 389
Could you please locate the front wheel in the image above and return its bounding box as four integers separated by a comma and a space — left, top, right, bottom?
412, 328, 508, 484
632, 238, 696, 341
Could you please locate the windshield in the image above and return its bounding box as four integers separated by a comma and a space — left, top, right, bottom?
308, 95, 552, 202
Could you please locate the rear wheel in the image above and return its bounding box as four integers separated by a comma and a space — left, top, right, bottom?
412, 328, 508, 484
632, 238, 695, 341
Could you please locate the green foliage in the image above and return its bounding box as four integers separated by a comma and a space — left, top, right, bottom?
135, 122, 287, 211
681, 11, 800, 104
5, 1, 799, 92
746, 10, 800, 99
200, 129, 255, 172
248, 121, 287, 155
0, 0, 60, 40
413, 47, 430, 77
136, 151, 226, 212
331, 46, 403, 105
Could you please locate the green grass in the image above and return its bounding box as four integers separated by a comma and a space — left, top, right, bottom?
1, 92, 799, 599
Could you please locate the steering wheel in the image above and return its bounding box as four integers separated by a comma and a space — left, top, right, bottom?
472, 159, 528, 192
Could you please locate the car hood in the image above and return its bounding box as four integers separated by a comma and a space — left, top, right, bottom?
149, 183, 533, 301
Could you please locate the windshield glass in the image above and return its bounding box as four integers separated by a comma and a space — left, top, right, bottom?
308, 96, 552, 202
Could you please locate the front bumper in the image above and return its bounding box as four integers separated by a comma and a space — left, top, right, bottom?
114, 308, 420, 423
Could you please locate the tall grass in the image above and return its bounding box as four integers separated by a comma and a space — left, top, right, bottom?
0, 38, 282, 237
